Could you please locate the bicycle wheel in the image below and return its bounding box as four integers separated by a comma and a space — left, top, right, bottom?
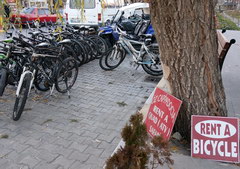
34, 58, 56, 91
99, 48, 114, 71
85, 38, 99, 61
55, 58, 78, 93
13, 73, 31, 121
88, 35, 108, 58
71, 39, 87, 65
105, 47, 125, 70
34, 69, 51, 91
60, 44, 77, 61
0, 68, 8, 96
77, 40, 92, 63
141, 46, 163, 76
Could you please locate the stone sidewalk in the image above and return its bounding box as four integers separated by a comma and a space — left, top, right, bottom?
0, 56, 158, 169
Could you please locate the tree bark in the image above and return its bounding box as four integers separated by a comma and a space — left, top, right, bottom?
149, 0, 227, 140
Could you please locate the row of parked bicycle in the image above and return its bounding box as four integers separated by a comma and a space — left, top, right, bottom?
0, 15, 163, 121
0, 23, 109, 121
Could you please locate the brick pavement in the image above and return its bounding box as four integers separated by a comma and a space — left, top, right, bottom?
0, 56, 158, 169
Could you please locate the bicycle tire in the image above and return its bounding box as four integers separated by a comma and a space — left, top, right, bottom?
88, 35, 108, 58
13, 73, 31, 121
85, 38, 99, 61
34, 69, 51, 91
0, 68, 8, 96
60, 44, 77, 61
141, 48, 163, 76
55, 58, 78, 93
71, 39, 87, 65
77, 40, 92, 63
99, 48, 114, 71
105, 47, 125, 70
34, 57, 58, 91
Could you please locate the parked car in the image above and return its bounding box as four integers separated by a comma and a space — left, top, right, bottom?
10, 7, 58, 26
65, 0, 120, 28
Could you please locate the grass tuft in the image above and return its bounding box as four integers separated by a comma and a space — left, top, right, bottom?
70, 119, 79, 123
116, 101, 128, 107
0, 134, 9, 139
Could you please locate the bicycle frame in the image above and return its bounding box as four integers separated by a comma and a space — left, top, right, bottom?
16, 66, 35, 97
117, 33, 158, 65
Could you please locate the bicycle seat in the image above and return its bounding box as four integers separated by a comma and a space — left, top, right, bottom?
79, 26, 90, 31
58, 39, 71, 44
35, 42, 50, 48
29, 31, 41, 36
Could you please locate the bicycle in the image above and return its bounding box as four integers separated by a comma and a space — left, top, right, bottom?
11, 37, 78, 121
100, 27, 162, 76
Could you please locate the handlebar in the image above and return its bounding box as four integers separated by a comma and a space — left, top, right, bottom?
12, 37, 34, 48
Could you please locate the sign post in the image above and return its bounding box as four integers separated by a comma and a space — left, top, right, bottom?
145, 88, 182, 141
191, 115, 239, 163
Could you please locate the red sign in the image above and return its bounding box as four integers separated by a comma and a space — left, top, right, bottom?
145, 88, 182, 140
7, 0, 16, 3
191, 115, 239, 163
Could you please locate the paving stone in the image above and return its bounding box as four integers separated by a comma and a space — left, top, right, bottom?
84, 146, 104, 157
37, 150, 60, 163
9, 142, 30, 153
6, 164, 30, 169
52, 155, 75, 169
87, 154, 105, 167
69, 141, 88, 152
69, 161, 94, 169
24, 138, 42, 148
54, 137, 73, 148
68, 150, 90, 162
18, 156, 40, 168
0, 148, 12, 157
34, 162, 60, 169
97, 133, 116, 143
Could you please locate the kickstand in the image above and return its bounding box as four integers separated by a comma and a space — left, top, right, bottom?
135, 65, 140, 70
67, 90, 71, 99
50, 84, 55, 96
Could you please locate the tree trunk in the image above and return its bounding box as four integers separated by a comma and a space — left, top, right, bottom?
149, 0, 227, 140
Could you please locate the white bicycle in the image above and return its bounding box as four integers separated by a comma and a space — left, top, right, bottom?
100, 27, 162, 76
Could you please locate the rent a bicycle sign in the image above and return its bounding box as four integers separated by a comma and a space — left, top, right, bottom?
191, 115, 239, 163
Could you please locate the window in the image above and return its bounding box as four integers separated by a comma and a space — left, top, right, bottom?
134, 9, 143, 17
70, 0, 95, 9
38, 9, 45, 15
44, 9, 51, 15
21, 7, 34, 14
36, 2, 41, 7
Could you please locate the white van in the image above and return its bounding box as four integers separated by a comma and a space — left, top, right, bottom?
65, 0, 120, 28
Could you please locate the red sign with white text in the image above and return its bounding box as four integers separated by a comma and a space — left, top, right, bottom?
191, 115, 239, 163
145, 88, 182, 141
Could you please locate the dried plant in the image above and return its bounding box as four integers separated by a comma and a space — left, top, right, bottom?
105, 113, 173, 169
